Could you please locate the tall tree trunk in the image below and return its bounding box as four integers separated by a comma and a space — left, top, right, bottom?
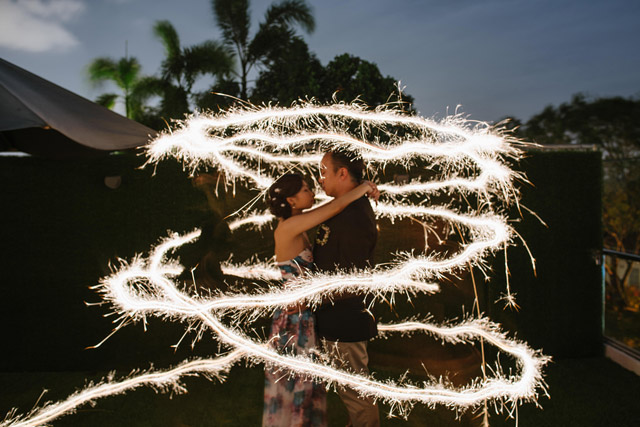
240, 60, 248, 100
124, 90, 130, 118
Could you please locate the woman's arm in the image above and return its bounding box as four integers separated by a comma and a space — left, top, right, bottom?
276, 181, 378, 240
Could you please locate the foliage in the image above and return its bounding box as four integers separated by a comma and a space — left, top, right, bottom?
193, 76, 242, 112
211, 1, 412, 109
94, 93, 118, 110
522, 94, 640, 168
320, 53, 414, 109
603, 177, 640, 311
87, 3, 414, 123
86, 56, 158, 121
251, 36, 324, 105
517, 93, 640, 311
150, 19, 235, 120
606, 294, 640, 349
211, 0, 315, 99
251, 39, 415, 110
86, 21, 234, 129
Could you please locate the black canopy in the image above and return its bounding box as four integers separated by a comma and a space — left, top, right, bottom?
0, 58, 156, 158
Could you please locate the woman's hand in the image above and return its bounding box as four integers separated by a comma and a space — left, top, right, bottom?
360, 180, 380, 202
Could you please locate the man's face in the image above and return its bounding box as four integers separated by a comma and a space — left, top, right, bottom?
319, 153, 339, 197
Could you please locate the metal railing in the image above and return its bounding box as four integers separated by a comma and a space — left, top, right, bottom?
603, 249, 640, 263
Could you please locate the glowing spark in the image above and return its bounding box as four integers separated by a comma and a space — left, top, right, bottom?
2, 102, 547, 426
3, 351, 245, 427
145, 104, 524, 202
227, 211, 275, 231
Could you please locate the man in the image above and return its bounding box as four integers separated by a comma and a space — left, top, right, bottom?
313, 149, 380, 427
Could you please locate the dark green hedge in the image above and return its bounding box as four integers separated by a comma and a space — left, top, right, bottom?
486, 150, 604, 358
0, 150, 602, 371
1, 154, 219, 371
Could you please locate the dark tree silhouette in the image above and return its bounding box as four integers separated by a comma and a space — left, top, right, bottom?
211, 0, 315, 99
151, 19, 234, 119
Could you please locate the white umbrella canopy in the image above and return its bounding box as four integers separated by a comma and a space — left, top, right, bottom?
0, 58, 157, 157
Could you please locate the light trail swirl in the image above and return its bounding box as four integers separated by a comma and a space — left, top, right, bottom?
2, 102, 548, 426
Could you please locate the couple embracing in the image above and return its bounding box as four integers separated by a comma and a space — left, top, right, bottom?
262, 149, 381, 427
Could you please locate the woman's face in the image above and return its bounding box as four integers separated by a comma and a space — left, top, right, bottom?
287, 181, 315, 211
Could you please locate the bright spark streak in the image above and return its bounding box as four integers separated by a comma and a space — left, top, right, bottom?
3, 102, 547, 426
2, 350, 245, 427
145, 104, 523, 201
227, 211, 274, 231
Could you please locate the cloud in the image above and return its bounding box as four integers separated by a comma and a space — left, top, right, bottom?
0, 0, 85, 53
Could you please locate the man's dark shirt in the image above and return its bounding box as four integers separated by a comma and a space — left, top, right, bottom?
313, 196, 378, 342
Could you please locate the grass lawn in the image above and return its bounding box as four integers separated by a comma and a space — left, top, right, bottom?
1, 357, 638, 426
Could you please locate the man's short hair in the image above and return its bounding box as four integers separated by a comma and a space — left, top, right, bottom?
327, 149, 365, 183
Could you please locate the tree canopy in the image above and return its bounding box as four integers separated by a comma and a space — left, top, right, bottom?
321, 53, 414, 108
87, 2, 414, 123
251, 38, 414, 110
250, 36, 323, 105
86, 56, 157, 121
519, 93, 640, 187
151, 19, 234, 119
211, 0, 315, 99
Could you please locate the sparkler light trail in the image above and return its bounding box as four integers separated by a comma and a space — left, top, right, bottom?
2, 102, 549, 426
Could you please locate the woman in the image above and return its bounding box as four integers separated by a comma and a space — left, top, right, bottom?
262, 173, 378, 427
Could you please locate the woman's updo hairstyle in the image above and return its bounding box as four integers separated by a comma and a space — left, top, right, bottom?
268, 173, 304, 219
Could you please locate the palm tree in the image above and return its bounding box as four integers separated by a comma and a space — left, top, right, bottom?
87, 56, 156, 120
211, 0, 315, 99
152, 19, 234, 118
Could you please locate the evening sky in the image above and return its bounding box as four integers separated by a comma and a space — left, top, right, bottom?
1, 0, 638, 122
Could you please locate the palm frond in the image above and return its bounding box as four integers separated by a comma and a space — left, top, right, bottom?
153, 20, 187, 85
194, 78, 241, 111
95, 93, 118, 110
117, 57, 142, 90
129, 77, 164, 122
262, 0, 315, 33
131, 76, 166, 102
249, 24, 294, 66
153, 20, 182, 61
212, 0, 250, 50
184, 40, 235, 87
159, 84, 190, 120
86, 57, 118, 88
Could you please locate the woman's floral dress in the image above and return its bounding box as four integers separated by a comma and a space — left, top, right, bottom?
262, 247, 327, 426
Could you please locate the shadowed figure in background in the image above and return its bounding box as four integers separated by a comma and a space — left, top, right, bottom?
176, 173, 233, 293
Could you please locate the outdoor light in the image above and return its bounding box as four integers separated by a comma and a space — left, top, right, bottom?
104, 175, 121, 189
